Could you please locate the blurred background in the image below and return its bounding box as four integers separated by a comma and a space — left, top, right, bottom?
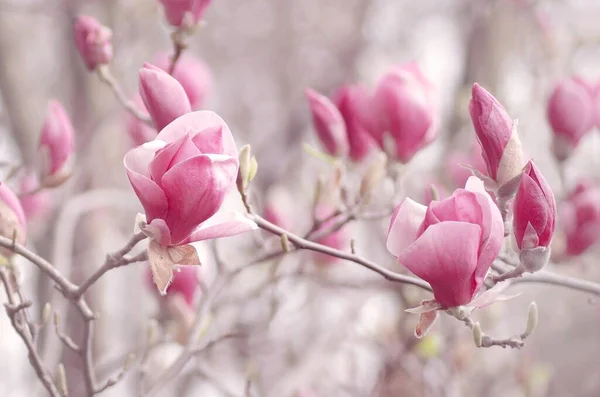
1, 0, 600, 396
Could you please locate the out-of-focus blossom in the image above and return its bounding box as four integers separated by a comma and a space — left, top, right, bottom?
387, 177, 503, 308
469, 83, 523, 191
18, 171, 51, 220
313, 205, 349, 265
0, 183, 27, 255
73, 15, 113, 70
153, 52, 213, 110
263, 186, 294, 232
126, 95, 157, 146
146, 265, 198, 306
159, 0, 212, 28
38, 100, 75, 188
372, 63, 437, 163
305, 88, 349, 157
139, 63, 192, 131
446, 143, 488, 189
513, 161, 556, 272
547, 77, 596, 161
559, 181, 600, 257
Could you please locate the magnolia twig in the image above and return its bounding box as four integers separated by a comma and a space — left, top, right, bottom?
96, 66, 152, 125
168, 30, 188, 75
457, 313, 525, 349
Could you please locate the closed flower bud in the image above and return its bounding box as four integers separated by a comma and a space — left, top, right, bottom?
38, 101, 75, 188
159, 0, 212, 28
372, 63, 437, 163
305, 88, 349, 157
139, 63, 192, 131
469, 83, 524, 190
547, 77, 595, 161
332, 85, 379, 162
559, 181, 600, 256
0, 183, 27, 256
73, 15, 113, 70
153, 52, 213, 110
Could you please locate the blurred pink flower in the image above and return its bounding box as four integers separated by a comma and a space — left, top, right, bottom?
139, 63, 192, 131
446, 143, 488, 189
305, 88, 349, 157
372, 62, 437, 163
469, 83, 523, 189
0, 182, 27, 253
559, 181, 600, 257
159, 0, 212, 28
153, 52, 213, 110
387, 177, 503, 308
313, 205, 349, 265
73, 15, 113, 70
146, 265, 198, 305
547, 77, 596, 161
38, 100, 75, 188
18, 171, 51, 220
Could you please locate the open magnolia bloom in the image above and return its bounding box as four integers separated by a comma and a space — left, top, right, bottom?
124, 111, 256, 293
386, 177, 505, 336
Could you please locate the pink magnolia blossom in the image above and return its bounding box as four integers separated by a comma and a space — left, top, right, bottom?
126, 94, 157, 146
139, 63, 192, 131
124, 110, 255, 246
559, 181, 600, 257
305, 88, 349, 157
18, 171, 51, 220
372, 63, 437, 163
0, 183, 27, 253
159, 0, 212, 28
513, 161, 556, 272
332, 85, 379, 162
469, 83, 523, 189
386, 177, 503, 308
153, 52, 213, 110
38, 100, 75, 188
73, 15, 113, 70
547, 77, 596, 161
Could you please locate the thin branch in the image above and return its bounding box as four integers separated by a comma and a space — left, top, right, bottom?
96, 66, 152, 125
168, 29, 188, 75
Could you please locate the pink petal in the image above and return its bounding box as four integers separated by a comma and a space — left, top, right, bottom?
386, 198, 427, 258
185, 210, 257, 243
305, 88, 349, 157
161, 154, 238, 244
190, 125, 224, 154
141, 218, 172, 246
149, 133, 201, 185
398, 221, 482, 308
156, 111, 238, 158
415, 310, 438, 338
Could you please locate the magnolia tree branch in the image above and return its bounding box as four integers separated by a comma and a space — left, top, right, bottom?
96, 66, 152, 125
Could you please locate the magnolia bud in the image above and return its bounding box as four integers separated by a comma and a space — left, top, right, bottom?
38, 101, 75, 188
469, 83, 524, 192
359, 152, 387, 202
73, 15, 113, 70
56, 363, 68, 397
559, 181, 600, 256
159, 0, 213, 28
0, 183, 27, 256
138, 63, 191, 130
547, 77, 595, 161
237, 144, 257, 191
524, 301, 538, 337
372, 62, 437, 163
305, 88, 349, 157
519, 245, 551, 273
472, 322, 483, 347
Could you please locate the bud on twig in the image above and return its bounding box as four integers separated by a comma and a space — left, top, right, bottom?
237, 145, 258, 191
280, 234, 291, 252
41, 303, 52, 327
56, 363, 68, 397
472, 322, 483, 347
523, 301, 539, 338
359, 152, 387, 203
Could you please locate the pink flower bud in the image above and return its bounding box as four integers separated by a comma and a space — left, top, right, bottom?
332, 85, 378, 162
372, 63, 437, 163
159, 0, 212, 28
313, 205, 349, 265
73, 15, 113, 70
559, 181, 600, 256
547, 77, 596, 161
469, 83, 523, 188
139, 63, 192, 131
305, 88, 349, 157
19, 171, 51, 220
38, 100, 75, 188
0, 183, 27, 254
153, 52, 213, 110
387, 177, 503, 308
126, 95, 157, 146
124, 111, 256, 246
513, 161, 556, 250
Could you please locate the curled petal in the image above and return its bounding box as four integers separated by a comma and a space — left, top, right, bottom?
185, 210, 257, 243
386, 198, 427, 258
149, 133, 201, 185
415, 310, 438, 338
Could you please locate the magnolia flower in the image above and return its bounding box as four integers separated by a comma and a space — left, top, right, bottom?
372, 62, 437, 163
124, 111, 256, 293
387, 177, 503, 308
153, 52, 213, 110
547, 77, 596, 161
0, 183, 27, 257
73, 15, 113, 70
139, 63, 192, 131
559, 181, 600, 257
513, 161, 556, 272
305, 88, 349, 157
38, 100, 75, 188
159, 0, 212, 28
469, 83, 524, 194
